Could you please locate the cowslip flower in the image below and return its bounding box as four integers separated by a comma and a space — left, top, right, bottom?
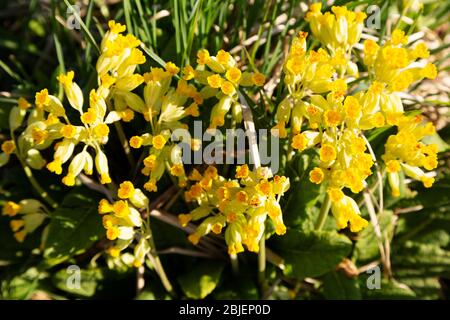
180, 165, 290, 255
129, 65, 204, 192
361, 30, 437, 122
38, 72, 122, 186
96, 21, 146, 121
187, 49, 265, 129
306, 4, 366, 53
382, 115, 438, 196
327, 188, 368, 232
98, 181, 149, 266
2, 199, 47, 242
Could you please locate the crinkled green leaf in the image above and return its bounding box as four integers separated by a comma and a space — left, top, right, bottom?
178, 261, 224, 299
272, 229, 352, 279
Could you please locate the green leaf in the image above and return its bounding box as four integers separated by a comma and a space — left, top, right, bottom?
52, 268, 103, 298
393, 242, 450, 275
1, 268, 42, 300
213, 275, 258, 300
322, 271, 361, 300
361, 279, 416, 299
283, 179, 321, 230
178, 260, 224, 299
355, 211, 395, 262
271, 229, 352, 279
283, 150, 321, 229
397, 276, 442, 300
43, 188, 104, 266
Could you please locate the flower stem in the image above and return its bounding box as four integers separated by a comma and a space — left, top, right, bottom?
146, 211, 175, 296
258, 235, 267, 292
315, 193, 331, 230
21, 164, 58, 209
230, 253, 239, 275
11, 131, 58, 209
238, 91, 268, 294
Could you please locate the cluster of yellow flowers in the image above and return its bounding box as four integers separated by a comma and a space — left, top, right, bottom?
383, 115, 438, 196
98, 181, 150, 267
2, 199, 47, 242
178, 165, 290, 255
0, 4, 440, 254
271, 5, 438, 232
184, 49, 265, 129
127, 65, 202, 192
128, 47, 266, 191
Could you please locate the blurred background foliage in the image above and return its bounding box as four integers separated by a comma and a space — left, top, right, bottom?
0, 0, 449, 300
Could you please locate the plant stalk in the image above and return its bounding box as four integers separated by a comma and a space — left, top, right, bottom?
315, 194, 331, 230
146, 212, 175, 296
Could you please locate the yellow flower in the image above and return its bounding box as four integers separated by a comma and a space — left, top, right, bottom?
271, 121, 287, 138
421, 63, 437, 79
220, 80, 236, 95
108, 247, 121, 258
10, 219, 25, 232
31, 127, 48, 145
47, 158, 63, 175
1, 140, 15, 154
197, 49, 210, 64
113, 200, 130, 217
165, 61, 180, 75
130, 136, 144, 148
216, 50, 231, 65
182, 65, 196, 80
390, 29, 408, 46
119, 109, 135, 122
327, 188, 344, 202
100, 173, 112, 184
251, 72, 265, 86
35, 89, 50, 108
343, 96, 361, 119
143, 154, 158, 171
329, 79, 347, 95
178, 214, 192, 227
324, 110, 342, 127
144, 178, 158, 192
235, 164, 250, 179
309, 167, 324, 184
118, 181, 135, 199
2, 201, 22, 216
108, 20, 126, 34
386, 160, 401, 173
93, 124, 110, 138
98, 199, 114, 214
188, 233, 201, 245
60, 125, 77, 139
207, 74, 223, 88
291, 133, 307, 151
170, 164, 184, 177
382, 46, 409, 69
106, 226, 120, 240
225, 67, 242, 83
185, 103, 200, 117
81, 109, 97, 125
152, 135, 166, 150
319, 144, 337, 162
14, 230, 26, 242
18, 97, 31, 110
